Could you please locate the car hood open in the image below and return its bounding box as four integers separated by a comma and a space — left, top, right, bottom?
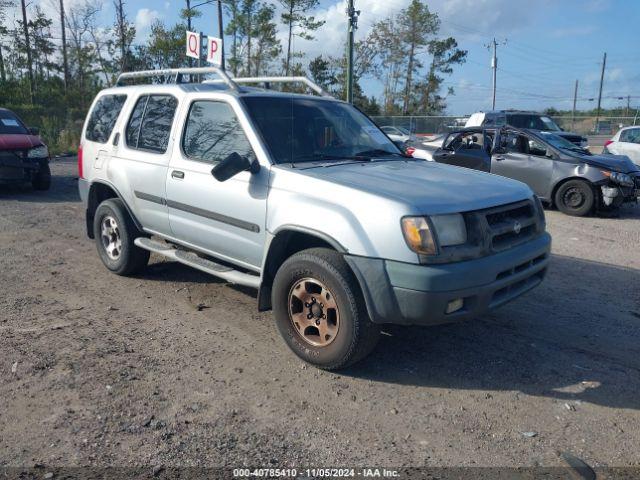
299, 159, 533, 215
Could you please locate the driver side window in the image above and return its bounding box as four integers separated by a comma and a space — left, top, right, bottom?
182, 100, 256, 165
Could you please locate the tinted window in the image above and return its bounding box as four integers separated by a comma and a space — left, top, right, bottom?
126, 96, 147, 148
507, 114, 560, 131
85, 95, 127, 143
182, 101, 255, 164
242, 96, 401, 164
0, 110, 28, 135
125, 95, 177, 153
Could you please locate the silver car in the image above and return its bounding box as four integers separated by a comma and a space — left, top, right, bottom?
78, 68, 551, 369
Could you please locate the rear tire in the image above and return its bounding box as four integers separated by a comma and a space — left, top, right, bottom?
554, 179, 594, 217
93, 198, 149, 275
272, 248, 380, 370
32, 163, 51, 191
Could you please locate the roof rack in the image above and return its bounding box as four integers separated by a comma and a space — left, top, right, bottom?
115, 67, 331, 98
231, 76, 331, 97
115, 67, 238, 91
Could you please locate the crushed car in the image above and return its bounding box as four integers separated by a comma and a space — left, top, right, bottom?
430, 126, 640, 216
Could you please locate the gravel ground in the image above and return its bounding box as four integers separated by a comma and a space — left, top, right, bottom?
1, 159, 639, 473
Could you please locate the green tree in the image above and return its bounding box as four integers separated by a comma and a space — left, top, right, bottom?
397, 0, 439, 114
278, 0, 324, 75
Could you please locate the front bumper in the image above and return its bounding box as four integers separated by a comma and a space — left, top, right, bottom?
0, 156, 47, 184
345, 232, 551, 326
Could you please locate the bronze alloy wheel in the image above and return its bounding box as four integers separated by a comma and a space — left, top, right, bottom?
288, 277, 340, 347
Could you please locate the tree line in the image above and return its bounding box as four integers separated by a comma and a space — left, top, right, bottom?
0, 0, 466, 154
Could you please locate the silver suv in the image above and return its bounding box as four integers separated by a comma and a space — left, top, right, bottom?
79, 68, 551, 369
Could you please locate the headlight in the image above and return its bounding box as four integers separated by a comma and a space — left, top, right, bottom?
401, 217, 437, 255
401, 214, 467, 255
430, 214, 467, 246
27, 145, 49, 158
602, 170, 634, 187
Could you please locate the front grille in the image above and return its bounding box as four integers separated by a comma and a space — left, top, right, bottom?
480, 200, 539, 252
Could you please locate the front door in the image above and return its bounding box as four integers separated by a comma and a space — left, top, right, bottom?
166, 99, 268, 270
432, 130, 491, 172
491, 131, 554, 198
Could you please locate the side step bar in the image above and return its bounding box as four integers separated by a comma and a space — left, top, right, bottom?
134, 238, 261, 289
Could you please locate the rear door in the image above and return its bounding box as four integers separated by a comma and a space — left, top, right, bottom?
491, 131, 553, 197
432, 130, 491, 171
165, 98, 268, 270
112, 93, 179, 236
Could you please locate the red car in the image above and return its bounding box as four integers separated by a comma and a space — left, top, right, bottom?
0, 108, 51, 190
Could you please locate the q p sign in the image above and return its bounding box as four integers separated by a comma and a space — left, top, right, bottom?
186, 31, 200, 59
206, 36, 222, 66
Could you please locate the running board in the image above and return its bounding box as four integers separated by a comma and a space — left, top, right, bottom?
134, 238, 261, 289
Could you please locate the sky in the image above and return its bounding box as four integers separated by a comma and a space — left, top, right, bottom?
23, 0, 640, 115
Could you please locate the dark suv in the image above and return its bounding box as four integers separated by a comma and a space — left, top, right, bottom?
465, 110, 587, 147
0, 108, 51, 190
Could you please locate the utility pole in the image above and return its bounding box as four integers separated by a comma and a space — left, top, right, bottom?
20, 0, 34, 103
595, 52, 606, 131
345, 0, 359, 103
186, 0, 193, 67
490, 38, 497, 109
59, 0, 69, 91
626, 94, 630, 118
571, 79, 579, 130
217, 0, 225, 71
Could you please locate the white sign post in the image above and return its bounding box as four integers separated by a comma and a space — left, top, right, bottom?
206, 36, 223, 66
186, 30, 200, 59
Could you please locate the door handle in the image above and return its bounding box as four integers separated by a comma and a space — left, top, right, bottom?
171, 170, 185, 179
495, 156, 505, 161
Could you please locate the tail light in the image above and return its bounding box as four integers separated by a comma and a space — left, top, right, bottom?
78, 144, 84, 179
604, 140, 613, 147
406, 147, 416, 157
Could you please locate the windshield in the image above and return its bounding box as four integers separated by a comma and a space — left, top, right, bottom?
242, 96, 402, 164
537, 131, 586, 153
0, 110, 28, 135
508, 114, 561, 131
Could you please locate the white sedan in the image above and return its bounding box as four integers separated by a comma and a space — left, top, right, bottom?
380, 125, 413, 143
405, 134, 446, 161
603, 126, 640, 165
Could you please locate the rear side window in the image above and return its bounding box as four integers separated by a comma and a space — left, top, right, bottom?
620, 128, 640, 144
182, 101, 255, 164
85, 95, 127, 143
125, 94, 178, 153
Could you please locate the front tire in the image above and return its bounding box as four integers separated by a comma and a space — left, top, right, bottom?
32, 163, 51, 191
272, 248, 380, 370
93, 198, 149, 275
554, 179, 595, 216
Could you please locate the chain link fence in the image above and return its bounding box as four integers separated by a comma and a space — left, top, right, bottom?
371, 115, 640, 137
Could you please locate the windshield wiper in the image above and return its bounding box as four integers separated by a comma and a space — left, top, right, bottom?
353, 149, 402, 158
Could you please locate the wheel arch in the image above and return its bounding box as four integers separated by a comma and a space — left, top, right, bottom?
257, 227, 347, 312
86, 181, 142, 238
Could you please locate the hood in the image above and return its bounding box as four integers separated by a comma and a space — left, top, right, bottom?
297, 159, 533, 214
571, 153, 640, 173
0, 134, 43, 150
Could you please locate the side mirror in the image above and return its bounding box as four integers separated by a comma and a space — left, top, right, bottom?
211, 152, 259, 182
545, 149, 555, 158
28, 127, 40, 136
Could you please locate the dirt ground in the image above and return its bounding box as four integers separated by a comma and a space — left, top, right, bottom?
1, 158, 639, 473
